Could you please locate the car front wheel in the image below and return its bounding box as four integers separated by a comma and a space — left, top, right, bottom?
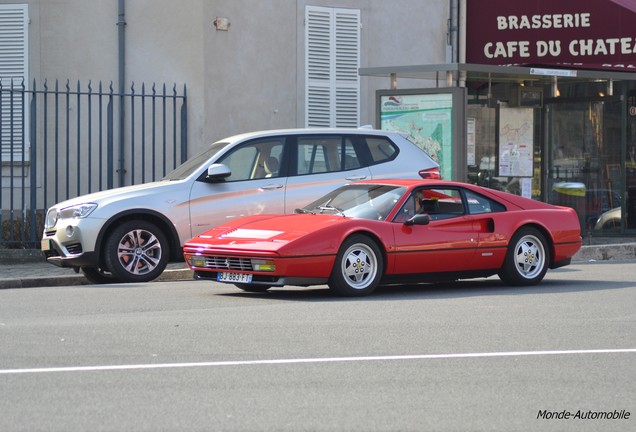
328, 234, 383, 296
103, 220, 170, 283
498, 227, 550, 286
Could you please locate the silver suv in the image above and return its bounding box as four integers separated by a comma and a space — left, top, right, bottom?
41, 128, 439, 283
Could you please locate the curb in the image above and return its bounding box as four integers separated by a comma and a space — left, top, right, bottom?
0, 268, 194, 290
573, 243, 636, 262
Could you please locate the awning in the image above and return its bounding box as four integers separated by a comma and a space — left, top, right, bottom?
359, 62, 636, 88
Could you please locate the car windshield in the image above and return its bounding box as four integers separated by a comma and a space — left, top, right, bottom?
301, 184, 406, 221
163, 141, 229, 180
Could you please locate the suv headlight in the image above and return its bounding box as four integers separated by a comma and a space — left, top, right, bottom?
58, 203, 98, 223
46, 203, 98, 229
45, 209, 60, 229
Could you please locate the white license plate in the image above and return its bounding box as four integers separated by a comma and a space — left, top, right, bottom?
41, 239, 51, 251
217, 272, 253, 283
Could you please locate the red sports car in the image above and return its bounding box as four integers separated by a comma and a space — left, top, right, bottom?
183, 180, 582, 296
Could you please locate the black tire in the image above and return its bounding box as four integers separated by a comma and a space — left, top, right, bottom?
103, 220, 170, 283
81, 266, 121, 284
498, 227, 550, 286
328, 234, 383, 296
235, 283, 271, 293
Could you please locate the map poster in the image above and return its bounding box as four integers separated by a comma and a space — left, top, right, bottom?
379, 93, 453, 179
498, 108, 534, 177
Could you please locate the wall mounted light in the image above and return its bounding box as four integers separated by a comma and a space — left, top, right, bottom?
552, 76, 559, 97
214, 17, 230, 31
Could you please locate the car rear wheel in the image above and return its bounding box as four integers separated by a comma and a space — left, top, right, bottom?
235, 283, 271, 293
328, 234, 383, 296
498, 227, 550, 286
81, 266, 121, 284
103, 220, 170, 283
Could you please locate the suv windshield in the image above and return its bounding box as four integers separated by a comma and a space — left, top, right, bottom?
164, 141, 228, 180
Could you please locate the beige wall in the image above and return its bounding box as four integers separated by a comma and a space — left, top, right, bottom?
21, 0, 448, 157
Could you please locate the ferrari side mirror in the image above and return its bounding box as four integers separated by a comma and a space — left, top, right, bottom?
404, 214, 430, 226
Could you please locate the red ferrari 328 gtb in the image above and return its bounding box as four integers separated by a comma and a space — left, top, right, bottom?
183, 180, 583, 296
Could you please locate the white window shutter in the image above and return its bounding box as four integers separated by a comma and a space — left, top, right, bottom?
0, 4, 28, 161
305, 6, 359, 128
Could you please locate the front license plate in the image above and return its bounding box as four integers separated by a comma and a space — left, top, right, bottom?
217, 272, 253, 283
41, 239, 51, 251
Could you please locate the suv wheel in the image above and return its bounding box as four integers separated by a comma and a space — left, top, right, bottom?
103, 220, 170, 283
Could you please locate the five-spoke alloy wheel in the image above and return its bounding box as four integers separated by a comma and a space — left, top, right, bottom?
329, 234, 383, 296
499, 227, 550, 286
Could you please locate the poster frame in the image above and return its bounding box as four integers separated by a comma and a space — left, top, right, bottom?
496, 107, 535, 178
375, 87, 466, 181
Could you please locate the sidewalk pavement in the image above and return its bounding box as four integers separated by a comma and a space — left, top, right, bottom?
1, 242, 635, 289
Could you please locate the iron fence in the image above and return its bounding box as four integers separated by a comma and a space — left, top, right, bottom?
0, 79, 188, 248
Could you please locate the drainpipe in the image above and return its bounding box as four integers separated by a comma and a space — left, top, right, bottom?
458, 0, 466, 87
449, 0, 458, 64
448, 0, 459, 86
117, 0, 126, 186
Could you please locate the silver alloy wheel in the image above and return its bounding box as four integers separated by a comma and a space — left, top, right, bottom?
116, 228, 163, 276
513, 234, 546, 280
340, 242, 378, 290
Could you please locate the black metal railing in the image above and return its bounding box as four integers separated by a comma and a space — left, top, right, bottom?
0, 79, 188, 248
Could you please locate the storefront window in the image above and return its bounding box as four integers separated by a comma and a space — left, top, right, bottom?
624, 97, 636, 232
466, 104, 542, 199
467, 88, 633, 236
547, 99, 623, 234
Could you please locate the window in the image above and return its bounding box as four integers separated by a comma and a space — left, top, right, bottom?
0, 4, 28, 162
465, 190, 506, 214
366, 137, 398, 164
395, 188, 466, 223
218, 139, 284, 181
296, 135, 358, 175
305, 6, 360, 128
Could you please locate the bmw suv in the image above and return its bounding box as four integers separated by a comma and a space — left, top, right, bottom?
41, 128, 440, 283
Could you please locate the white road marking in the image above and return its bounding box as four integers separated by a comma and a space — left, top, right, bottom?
1, 348, 634, 375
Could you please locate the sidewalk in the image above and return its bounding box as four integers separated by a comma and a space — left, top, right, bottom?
0, 249, 193, 289
1, 242, 635, 289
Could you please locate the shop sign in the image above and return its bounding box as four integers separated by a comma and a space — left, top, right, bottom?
466, 0, 636, 72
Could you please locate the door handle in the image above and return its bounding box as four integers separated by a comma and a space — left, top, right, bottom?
345, 174, 367, 181
260, 183, 284, 190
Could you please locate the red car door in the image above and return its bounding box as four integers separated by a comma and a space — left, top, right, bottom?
391, 215, 480, 274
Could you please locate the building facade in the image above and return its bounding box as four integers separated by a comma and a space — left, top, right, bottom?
1, 0, 634, 245
0, 0, 449, 246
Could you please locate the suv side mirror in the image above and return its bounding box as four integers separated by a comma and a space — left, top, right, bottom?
206, 163, 231, 182
403, 213, 430, 226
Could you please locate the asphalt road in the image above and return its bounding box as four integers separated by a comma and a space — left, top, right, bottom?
1, 261, 635, 432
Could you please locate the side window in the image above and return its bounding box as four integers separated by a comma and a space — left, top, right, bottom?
296, 135, 358, 175
419, 188, 465, 220
393, 193, 418, 223
465, 190, 506, 214
366, 137, 398, 164
218, 138, 284, 181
